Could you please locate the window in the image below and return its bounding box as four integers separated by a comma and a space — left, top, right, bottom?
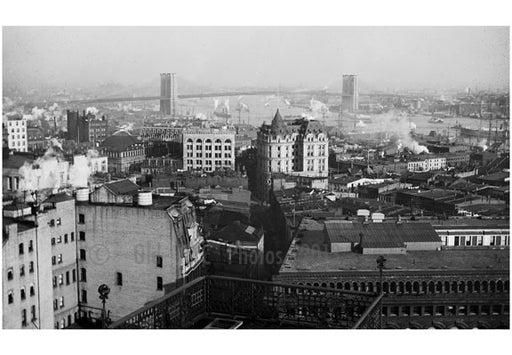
51, 238, 55, 246
469, 305, 479, 315
78, 214, 85, 224
57, 236, 62, 244
70, 232, 74, 242
81, 290, 88, 303
157, 277, 163, 290
49, 219, 55, 227
19, 243, 24, 255
116, 272, 123, 286
29, 262, 34, 273
80, 249, 86, 260
30, 286, 35, 297
31, 305, 36, 321
80, 268, 87, 282
20, 265, 25, 277
58, 254, 63, 264
60, 296, 65, 308
66, 271, 70, 285
7, 269, 13, 281
64, 234, 68, 243
53, 299, 58, 310
79, 232, 85, 241
22, 309, 27, 327
492, 305, 501, 315
28, 240, 33, 252
20, 288, 26, 300
435, 306, 445, 316
156, 256, 163, 268
52, 256, 56, 265
56, 218, 61, 226
53, 276, 57, 288
58, 274, 63, 285
72, 269, 76, 282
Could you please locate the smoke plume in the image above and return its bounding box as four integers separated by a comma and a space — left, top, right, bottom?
86, 107, 99, 115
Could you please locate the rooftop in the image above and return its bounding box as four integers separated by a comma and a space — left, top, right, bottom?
101, 132, 142, 152
210, 221, 263, 244
281, 227, 509, 273
104, 179, 140, 196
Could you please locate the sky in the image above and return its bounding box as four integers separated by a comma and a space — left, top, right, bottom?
2, 26, 510, 91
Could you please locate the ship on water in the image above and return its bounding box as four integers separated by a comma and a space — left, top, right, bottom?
213, 98, 232, 119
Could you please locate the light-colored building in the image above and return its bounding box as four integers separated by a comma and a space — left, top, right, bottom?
7, 116, 28, 152
2, 194, 79, 329
256, 110, 329, 200
407, 156, 447, 172
75, 188, 204, 322
183, 127, 235, 172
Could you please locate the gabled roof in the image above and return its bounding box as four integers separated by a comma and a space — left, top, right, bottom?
103, 179, 139, 195
101, 132, 142, 152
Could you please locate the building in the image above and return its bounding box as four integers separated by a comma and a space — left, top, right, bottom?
75, 188, 204, 322
27, 126, 46, 152
3, 213, 53, 329
342, 75, 359, 113
141, 156, 183, 175
407, 155, 446, 172
160, 73, 177, 117
256, 110, 329, 201
67, 110, 108, 145
3, 194, 79, 329
100, 132, 145, 174
182, 127, 235, 172
433, 220, 510, 248
274, 217, 509, 329
7, 116, 27, 152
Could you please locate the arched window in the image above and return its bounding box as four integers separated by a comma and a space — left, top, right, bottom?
383, 282, 389, 293
504, 280, 509, 292
8, 291, 14, 304
329, 282, 335, 289
398, 282, 405, 294
451, 281, 458, 293
29, 285, 35, 297
336, 282, 343, 289
467, 281, 474, 293
321, 282, 327, 288
195, 139, 202, 144
490, 280, 496, 292
433, 281, 440, 293
474, 281, 481, 292
344, 282, 351, 291
187, 138, 193, 143
405, 282, 412, 294
20, 287, 26, 300
360, 282, 366, 292
7, 268, 13, 281
421, 281, 428, 293
444, 281, 451, 293
428, 281, 436, 293
367, 282, 374, 293
390, 282, 397, 293
482, 281, 488, 292
352, 282, 359, 291
413, 281, 420, 293
497, 280, 504, 292
459, 281, 465, 293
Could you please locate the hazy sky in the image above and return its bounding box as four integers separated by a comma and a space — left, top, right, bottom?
3, 26, 509, 91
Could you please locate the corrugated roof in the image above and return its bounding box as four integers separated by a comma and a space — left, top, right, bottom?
104, 179, 139, 195
325, 221, 440, 247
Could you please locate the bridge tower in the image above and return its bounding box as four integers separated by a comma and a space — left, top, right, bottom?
160, 73, 177, 117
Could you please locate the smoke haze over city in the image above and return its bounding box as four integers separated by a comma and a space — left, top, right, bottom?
3, 27, 509, 91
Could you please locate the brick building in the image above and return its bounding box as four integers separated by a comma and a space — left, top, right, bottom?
100, 132, 145, 174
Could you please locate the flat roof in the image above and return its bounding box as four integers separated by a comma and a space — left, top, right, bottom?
280, 224, 509, 273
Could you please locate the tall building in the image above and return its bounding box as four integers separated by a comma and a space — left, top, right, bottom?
66, 110, 108, 145
342, 74, 359, 113
3, 194, 79, 329
7, 116, 27, 152
256, 109, 328, 201
160, 73, 177, 117
75, 184, 204, 322
182, 128, 235, 172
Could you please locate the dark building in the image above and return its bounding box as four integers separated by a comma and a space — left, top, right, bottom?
274, 218, 509, 329
27, 126, 45, 152
67, 110, 108, 145
160, 73, 177, 116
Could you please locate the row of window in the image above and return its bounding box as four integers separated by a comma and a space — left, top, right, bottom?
53, 297, 65, 310
18, 240, 34, 255
48, 218, 62, 227
187, 145, 232, 151
51, 232, 76, 245
186, 160, 232, 166
294, 279, 509, 294
440, 235, 510, 247
186, 138, 232, 144
20, 306, 37, 327
113, 271, 163, 290
382, 304, 509, 317
186, 152, 232, 158
53, 269, 78, 287
7, 286, 36, 304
